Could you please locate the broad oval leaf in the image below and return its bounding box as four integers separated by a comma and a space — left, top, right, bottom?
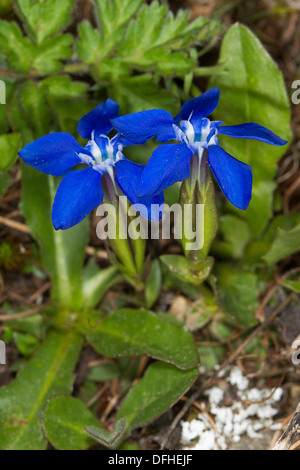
211, 24, 291, 237
117, 361, 198, 430
85, 308, 199, 369
43, 396, 100, 450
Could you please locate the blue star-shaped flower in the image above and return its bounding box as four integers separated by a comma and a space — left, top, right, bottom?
19, 99, 164, 230
111, 87, 288, 210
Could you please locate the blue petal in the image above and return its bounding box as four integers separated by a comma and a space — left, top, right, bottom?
138, 143, 193, 198
52, 166, 104, 230
218, 123, 288, 146
180, 87, 220, 126
78, 99, 120, 139
111, 110, 175, 144
19, 133, 84, 177
208, 145, 252, 210
115, 159, 164, 221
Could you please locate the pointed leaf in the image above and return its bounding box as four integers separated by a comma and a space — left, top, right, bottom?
117, 361, 198, 430
85, 419, 126, 447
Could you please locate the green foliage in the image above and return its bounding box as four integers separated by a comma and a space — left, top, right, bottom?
264, 221, 300, 265
0, 0, 295, 451
0, 330, 83, 450
215, 265, 259, 327
15, 0, 74, 45
117, 361, 198, 430
43, 396, 100, 450
85, 309, 199, 369
85, 419, 126, 447
212, 24, 291, 238
160, 254, 214, 285
0, 133, 21, 171
144, 260, 162, 308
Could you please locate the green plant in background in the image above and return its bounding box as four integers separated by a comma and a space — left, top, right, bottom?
0, 0, 294, 451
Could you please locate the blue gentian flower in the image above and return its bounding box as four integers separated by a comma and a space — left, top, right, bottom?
19, 99, 164, 230
111, 87, 288, 210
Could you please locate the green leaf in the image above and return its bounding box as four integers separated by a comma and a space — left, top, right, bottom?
40, 76, 88, 99
117, 3, 212, 75
0, 330, 83, 450
0, 20, 34, 73
85, 419, 126, 447
82, 260, 119, 309
264, 221, 300, 266
33, 35, 73, 74
211, 24, 291, 237
75, 20, 102, 64
94, 0, 144, 38
215, 264, 259, 327
197, 344, 224, 370
160, 254, 214, 285
88, 362, 120, 382
0, 133, 21, 171
281, 280, 300, 295
15, 0, 74, 44
21, 166, 89, 310
109, 74, 178, 114
144, 260, 162, 308
117, 361, 198, 430
13, 331, 39, 357
212, 215, 250, 259
85, 308, 199, 369
0, 171, 10, 198
43, 396, 100, 450
14, 81, 51, 139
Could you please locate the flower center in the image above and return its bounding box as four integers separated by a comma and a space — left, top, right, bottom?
174, 117, 220, 150
77, 133, 123, 171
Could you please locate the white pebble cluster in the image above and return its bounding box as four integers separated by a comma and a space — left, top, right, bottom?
181, 366, 283, 450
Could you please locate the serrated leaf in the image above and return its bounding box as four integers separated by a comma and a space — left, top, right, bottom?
15, 0, 74, 44
211, 24, 291, 237
109, 74, 178, 114
43, 396, 100, 450
17, 81, 51, 138
0, 20, 34, 73
0, 133, 21, 171
40, 76, 88, 99
0, 330, 83, 450
85, 308, 199, 370
117, 361, 198, 430
75, 20, 102, 64
33, 34, 72, 74
85, 419, 126, 447
264, 222, 300, 266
